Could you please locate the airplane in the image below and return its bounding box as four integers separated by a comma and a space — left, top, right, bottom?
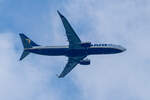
19, 11, 126, 78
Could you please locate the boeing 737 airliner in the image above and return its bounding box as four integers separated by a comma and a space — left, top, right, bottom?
19, 11, 126, 78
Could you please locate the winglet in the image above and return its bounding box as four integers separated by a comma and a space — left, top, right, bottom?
57, 10, 64, 18
56, 74, 63, 78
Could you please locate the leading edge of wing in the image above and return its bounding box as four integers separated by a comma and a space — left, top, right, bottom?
57, 10, 81, 46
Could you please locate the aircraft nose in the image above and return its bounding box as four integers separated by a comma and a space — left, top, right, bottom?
123, 48, 126, 51
117, 45, 126, 52
121, 47, 126, 52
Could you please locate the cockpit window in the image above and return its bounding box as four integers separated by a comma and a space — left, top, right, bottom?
107, 44, 112, 46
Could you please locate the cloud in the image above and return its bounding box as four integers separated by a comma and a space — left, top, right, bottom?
1, 0, 150, 100
60, 0, 150, 100
0, 33, 60, 100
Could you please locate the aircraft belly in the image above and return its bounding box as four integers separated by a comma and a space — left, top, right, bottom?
29, 47, 122, 56
30, 48, 68, 56
88, 48, 122, 55
66, 49, 87, 57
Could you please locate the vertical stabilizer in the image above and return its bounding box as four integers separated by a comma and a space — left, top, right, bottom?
19, 33, 39, 61
19, 33, 39, 48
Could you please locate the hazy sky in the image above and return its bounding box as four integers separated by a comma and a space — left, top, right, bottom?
0, 0, 150, 100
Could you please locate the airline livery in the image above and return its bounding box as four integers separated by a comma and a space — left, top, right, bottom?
19, 11, 126, 78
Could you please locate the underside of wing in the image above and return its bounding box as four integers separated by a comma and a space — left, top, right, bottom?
58, 56, 86, 78
57, 11, 82, 48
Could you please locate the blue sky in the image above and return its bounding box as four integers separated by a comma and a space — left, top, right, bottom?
0, 0, 150, 100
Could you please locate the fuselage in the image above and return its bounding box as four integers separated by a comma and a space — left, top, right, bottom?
19, 11, 127, 78
26, 44, 126, 57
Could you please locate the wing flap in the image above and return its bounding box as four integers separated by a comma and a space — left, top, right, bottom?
58, 56, 87, 78
58, 60, 78, 78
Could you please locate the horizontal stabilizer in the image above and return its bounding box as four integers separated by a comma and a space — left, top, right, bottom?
19, 51, 30, 61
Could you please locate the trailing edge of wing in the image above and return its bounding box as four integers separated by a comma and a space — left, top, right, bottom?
58, 59, 78, 78
58, 56, 87, 78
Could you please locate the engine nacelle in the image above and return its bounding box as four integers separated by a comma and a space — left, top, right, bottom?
80, 59, 90, 65
81, 42, 91, 48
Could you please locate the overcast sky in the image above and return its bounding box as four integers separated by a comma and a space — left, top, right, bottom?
0, 0, 150, 100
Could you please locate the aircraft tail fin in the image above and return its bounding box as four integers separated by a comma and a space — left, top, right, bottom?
19, 33, 39, 48
19, 33, 39, 61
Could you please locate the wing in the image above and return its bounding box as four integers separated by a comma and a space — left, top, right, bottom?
58, 56, 86, 78
57, 11, 81, 48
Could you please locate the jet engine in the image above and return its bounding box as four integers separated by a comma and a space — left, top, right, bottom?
80, 59, 90, 65
81, 42, 91, 48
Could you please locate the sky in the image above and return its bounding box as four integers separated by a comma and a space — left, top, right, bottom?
0, 0, 150, 100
